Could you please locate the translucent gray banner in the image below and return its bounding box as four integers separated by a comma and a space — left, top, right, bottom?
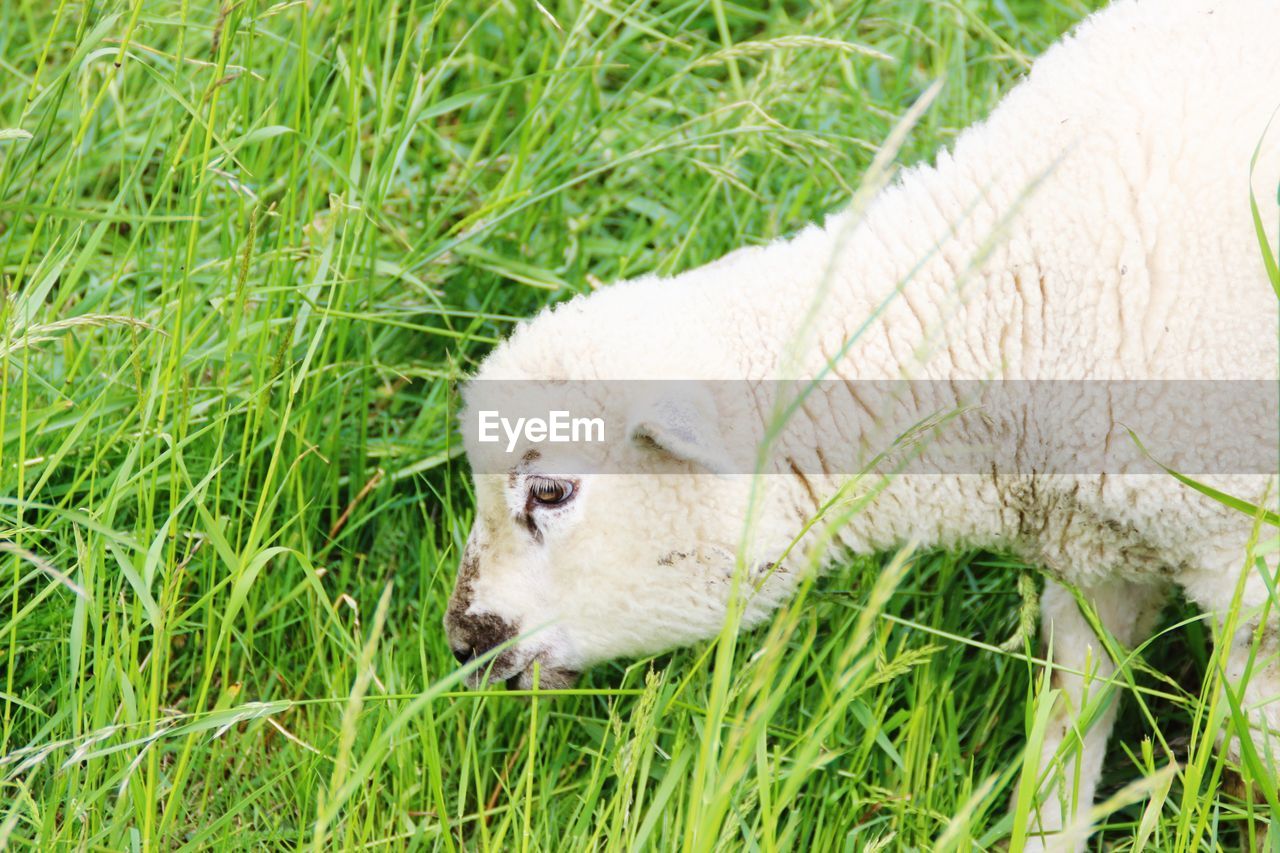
458, 380, 1279, 475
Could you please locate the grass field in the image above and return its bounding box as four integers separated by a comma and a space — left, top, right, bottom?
2, 0, 1277, 849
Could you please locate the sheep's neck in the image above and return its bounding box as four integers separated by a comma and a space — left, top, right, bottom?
778, 160, 1025, 383
750, 160, 1032, 557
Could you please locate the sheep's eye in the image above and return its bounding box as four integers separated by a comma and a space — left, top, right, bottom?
528, 477, 575, 507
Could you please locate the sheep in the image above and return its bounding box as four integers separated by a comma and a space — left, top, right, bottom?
444, 0, 1280, 846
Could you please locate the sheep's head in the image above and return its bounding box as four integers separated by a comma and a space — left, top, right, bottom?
444, 379, 797, 689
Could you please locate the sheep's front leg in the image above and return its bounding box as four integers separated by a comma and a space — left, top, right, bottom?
1019, 578, 1167, 852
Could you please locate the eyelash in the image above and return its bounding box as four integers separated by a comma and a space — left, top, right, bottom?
527, 477, 576, 508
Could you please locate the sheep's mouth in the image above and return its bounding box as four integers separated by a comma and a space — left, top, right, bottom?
464, 653, 580, 691
504, 664, 580, 691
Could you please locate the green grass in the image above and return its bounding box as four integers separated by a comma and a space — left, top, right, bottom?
1, 0, 1276, 849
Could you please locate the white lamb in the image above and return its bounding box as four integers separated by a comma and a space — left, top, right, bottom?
445, 0, 1280, 846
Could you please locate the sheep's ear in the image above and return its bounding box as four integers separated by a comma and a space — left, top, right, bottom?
627, 385, 733, 474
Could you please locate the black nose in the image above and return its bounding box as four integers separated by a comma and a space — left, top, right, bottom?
445, 609, 518, 668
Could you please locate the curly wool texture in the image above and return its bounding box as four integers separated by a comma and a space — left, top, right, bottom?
451, 1, 1280, 847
